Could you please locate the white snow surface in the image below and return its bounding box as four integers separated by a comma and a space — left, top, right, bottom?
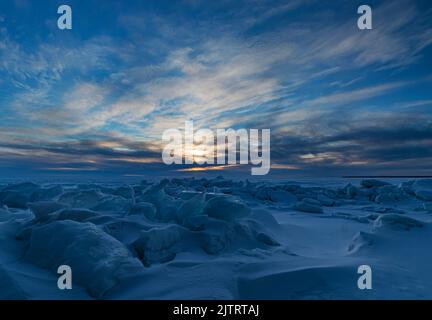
0, 177, 431, 299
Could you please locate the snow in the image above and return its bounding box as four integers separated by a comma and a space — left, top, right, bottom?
0, 177, 431, 299
202, 195, 251, 221
373, 214, 425, 231
24, 220, 144, 298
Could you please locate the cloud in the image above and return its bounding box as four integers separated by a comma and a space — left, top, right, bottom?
0, 0, 431, 176
302, 82, 407, 107
269, 110, 432, 173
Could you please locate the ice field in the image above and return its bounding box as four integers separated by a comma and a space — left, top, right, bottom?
0, 176, 432, 299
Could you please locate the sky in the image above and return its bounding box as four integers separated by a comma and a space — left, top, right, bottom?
0, 0, 432, 179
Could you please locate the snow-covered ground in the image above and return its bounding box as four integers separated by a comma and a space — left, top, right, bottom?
0, 177, 431, 299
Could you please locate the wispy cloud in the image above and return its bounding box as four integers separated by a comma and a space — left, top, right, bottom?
0, 0, 431, 176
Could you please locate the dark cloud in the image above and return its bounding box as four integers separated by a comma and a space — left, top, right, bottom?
270, 114, 432, 176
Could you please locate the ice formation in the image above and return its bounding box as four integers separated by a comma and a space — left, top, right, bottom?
0, 177, 431, 299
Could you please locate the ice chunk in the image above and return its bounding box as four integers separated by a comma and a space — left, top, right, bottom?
423, 203, 432, 212
361, 179, 391, 188
132, 225, 187, 266
373, 214, 424, 231
249, 209, 281, 229
347, 231, 375, 253
344, 184, 358, 199
0, 182, 43, 208
58, 190, 106, 209
0, 206, 10, 222
203, 196, 251, 221
208, 178, 234, 188
293, 199, 323, 213
253, 186, 291, 202
200, 220, 236, 254
199, 217, 280, 255
103, 220, 151, 246
415, 190, 432, 201
268, 189, 297, 203
139, 181, 180, 222
255, 232, 280, 246
55, 208, 100, 222
317, 194, 335, 207
90, 196, 132, 214
182, 214, 208, 231
398, 181, 416, 196
128, 202, 157, 219
24, 220, 144, 297
28, 201, 68, 221
282, 184, 301, 193
408, 180, 432, 201
31, 185, 64, 202
0, 191, 31, 209
253, 187, 270, 201
2, 182, 41, 194
176, 192, 205, 223
374, 185, 408, 203
178, 190, 202, 200
113, 185, 134, 200
412, 179, 432, 190
302, 198, 320, 205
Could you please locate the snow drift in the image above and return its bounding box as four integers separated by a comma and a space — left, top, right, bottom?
0, 177, 431, 299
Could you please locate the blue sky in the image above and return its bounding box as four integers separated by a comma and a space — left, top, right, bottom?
0, 0, 432, 178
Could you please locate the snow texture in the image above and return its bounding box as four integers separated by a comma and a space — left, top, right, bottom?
0, 177, 431, 299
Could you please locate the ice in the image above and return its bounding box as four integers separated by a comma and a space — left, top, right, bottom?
91, 197, 132, 214
112, 185, 135, 200
2, 182, 41, 194
253, 186, 297, 203
317, 194, 335, 206
199, 229, 230, 254
23, 220, 144, 298
55, 208, 102, 222
28, 201, 68, 221
58, 190, 106, 209
347, 231, 375, 253
415, 190, 432, 201
1, 177, 432, 299
255, 231, 280, 246
138, 180, 181, 222
132, 225, 187, 266
268, 189, 297, 203
178, 190, 202, 200
128, 202, 157, 219
373, 214, 425, 231
0, 183, 62, 209
374, 186, 408, 203
31, 185, 64, 202
0, 191, 31, 209
361, 179, 391, 188
423, 203, 432, 212
202, 195, 251, 221
182, 214, 208, 231
293, 198, 323, 213
404, 179, 432, 201
412, 179, 432, 190
176, 192, 206, 223
343, 183, 358, 199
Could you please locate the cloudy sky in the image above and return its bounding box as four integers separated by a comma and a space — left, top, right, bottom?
0, 0, 431, 178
